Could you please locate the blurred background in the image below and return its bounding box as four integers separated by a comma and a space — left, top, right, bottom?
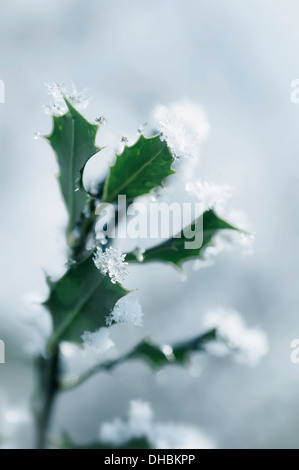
1, 0, 299, 449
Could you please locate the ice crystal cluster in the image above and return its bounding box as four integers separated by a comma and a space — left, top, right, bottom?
186, 180, 233, 211
60, 328, 114, 382
184, 178, 255, 269
106, 295, 144, 327
93, 247, 128, 284
99, 400, 215, 449
152, 100, 210, 159
44, 82, 90, 116
204, 308, 269, 366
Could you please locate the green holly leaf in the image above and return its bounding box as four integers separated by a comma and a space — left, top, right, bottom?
69, 438, 150, 450
102, 134, 175, 203
126, 209, 241, 268
59, 432, 150, 449
44, 253, 128, 349
60, 329, 217, 390
82, 438, 150, 450
128, 329, 217, 368
45, 99, 101, 234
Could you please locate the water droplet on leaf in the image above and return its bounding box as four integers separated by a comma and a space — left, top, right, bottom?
135, 247, 145, 262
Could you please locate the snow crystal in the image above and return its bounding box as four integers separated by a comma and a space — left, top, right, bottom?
33, 132, 41, 141
100, 401, 153, 444
106, 295, 144, 327
137, 123, 147, 134
60, 328, 114, 382
152, 100, 210, 159
193, 259, 214, 271
129, 400, 153, 423
99, 400, 215, 449
93, 247, 128, 284
186, 180, 233, 211
222, 209, 255, 257
207, 208, 255, 261
81, 328, 114, 353
95, 115, 107, 126
100, 418, 131, 446
203, 308, 269, 366
185, 190, 255, 269
44, 82, 90, 116
193, 227, 254, 272
153, 423, 214, 449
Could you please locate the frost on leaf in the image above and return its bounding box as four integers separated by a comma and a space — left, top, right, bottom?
221, 209, 255, 257
81, 328, 114, 353
202, 210, 254, 269
95, 115, 107, 126
186, 180, 233, 211
93, 247, 128, 285
152, 100, 210, 159
44, 82, 90, 116
106, 295, 144, 327
185, 182, 255, 270
44, 254, 128, 345
99, 400, 215, 449
60, 328, 114, 383
203, 308, 269, 366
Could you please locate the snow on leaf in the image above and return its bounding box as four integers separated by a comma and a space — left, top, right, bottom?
44, 94, 101, 236
99, 400, 215, 449
60, 328, 114, 382
186, 180, 233, 211
126, 209, 241, 269
106, 295, 144, 327
203, 308, 269, 366
93, 247, 128, 285
152, 100, 210, 159
44, 253, 128, 347
44, 82, 90, 116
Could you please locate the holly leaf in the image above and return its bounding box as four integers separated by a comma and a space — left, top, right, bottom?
102, 134, 175, 204
45, 99, 101, 234
60, 329, 217, 390
126, 209, 241, 268
44, 253, 128, 349
127, 329, 217, 368
59, 432, 150, 449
